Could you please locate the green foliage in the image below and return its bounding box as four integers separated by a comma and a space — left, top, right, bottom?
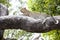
42, 30, 60, 40
0, 0, 10, 7
0, 0, 8, 4
4, 29, 32, 40
27, 0, 60, 40
27, 0, 60, 15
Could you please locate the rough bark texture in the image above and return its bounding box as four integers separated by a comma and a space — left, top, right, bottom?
0, 3, 8, 40
0, 15, 60, 33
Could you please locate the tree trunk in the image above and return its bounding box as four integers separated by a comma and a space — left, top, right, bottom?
0, 3, 8, 40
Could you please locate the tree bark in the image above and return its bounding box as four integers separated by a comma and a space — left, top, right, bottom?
0, 15, 60, 33
0, 3, 8, 40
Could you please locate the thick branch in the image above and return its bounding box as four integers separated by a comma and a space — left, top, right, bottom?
0, 15, 60, 33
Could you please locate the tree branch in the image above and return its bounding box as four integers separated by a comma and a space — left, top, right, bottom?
0, 15, 60, 33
